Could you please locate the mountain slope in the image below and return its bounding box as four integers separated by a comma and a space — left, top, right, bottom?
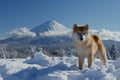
31, 20, 70, 36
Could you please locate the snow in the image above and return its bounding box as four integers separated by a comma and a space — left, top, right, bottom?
0, 52, 120, 80
31, 20, 71, 36
25, 51, 50, 66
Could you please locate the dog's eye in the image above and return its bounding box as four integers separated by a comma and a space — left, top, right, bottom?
83, 33, 86, 35
77, 33, 81, 35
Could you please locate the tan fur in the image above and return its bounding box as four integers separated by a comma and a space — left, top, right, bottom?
72, 24, 108, 70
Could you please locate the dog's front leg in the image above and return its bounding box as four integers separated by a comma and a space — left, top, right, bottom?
78, 56, 84, 70
88, 53, 94, 68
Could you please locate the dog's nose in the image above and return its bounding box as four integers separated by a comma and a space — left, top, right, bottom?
80, 38, 83, 41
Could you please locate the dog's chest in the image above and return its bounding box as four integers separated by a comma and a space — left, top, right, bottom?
76, 45, 90, 56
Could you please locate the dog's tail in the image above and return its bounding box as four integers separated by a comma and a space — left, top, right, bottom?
92, 34, 101, 42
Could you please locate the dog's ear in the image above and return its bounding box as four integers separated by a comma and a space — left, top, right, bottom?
73, 24, 78, 32
73, 24, 78, 29
85, 24, 89, 30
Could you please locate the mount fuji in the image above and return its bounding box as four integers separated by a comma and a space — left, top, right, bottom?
0, 20, 72, 47
31, 20, 71, 36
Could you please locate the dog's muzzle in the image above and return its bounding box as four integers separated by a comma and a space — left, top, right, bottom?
77, 33, 84, 41
80, 37, 83, 41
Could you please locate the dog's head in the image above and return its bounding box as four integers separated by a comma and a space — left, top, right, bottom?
73, 24, 89, 42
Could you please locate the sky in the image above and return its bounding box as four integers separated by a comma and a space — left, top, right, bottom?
0, 0, 120, 38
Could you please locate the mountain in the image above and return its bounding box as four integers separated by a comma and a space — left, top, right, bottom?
31, 20, 71, 36
0, 20, 72, 48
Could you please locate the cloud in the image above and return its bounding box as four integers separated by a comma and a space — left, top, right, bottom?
39, 30, 70, 36
8, 27, 36, 38
8, 27, 120, 41
0, 37, 5, 40
70, 29, 120, 41
90, 29, 120, 41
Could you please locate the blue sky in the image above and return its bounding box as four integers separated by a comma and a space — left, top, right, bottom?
0, 0, 120, 37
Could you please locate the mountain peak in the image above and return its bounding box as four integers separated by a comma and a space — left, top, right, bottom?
31, 20, 70, 36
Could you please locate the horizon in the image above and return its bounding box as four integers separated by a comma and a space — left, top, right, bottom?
0, 0, 120, 38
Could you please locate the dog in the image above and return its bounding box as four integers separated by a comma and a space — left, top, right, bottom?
72, 24, 108, 70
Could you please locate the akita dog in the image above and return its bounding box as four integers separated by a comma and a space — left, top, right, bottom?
72, 24, 108, 70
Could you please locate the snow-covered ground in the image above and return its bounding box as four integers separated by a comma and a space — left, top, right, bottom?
0, 52, 120, 80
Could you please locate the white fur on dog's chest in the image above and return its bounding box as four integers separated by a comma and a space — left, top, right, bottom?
76, 46, 90, 57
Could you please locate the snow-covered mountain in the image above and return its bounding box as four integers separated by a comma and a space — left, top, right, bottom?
0, 20, 72, 45
31, 20, 71, 36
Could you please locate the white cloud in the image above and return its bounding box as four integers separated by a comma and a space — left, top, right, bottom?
8, 27, 36, 38
39, 30, 70, 36
90, 29, 120, 41
0, 37, 5, 40
7, 27, 120, 41
70, 29, 120, 41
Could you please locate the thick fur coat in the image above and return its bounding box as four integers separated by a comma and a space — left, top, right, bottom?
72, 24, 108, 70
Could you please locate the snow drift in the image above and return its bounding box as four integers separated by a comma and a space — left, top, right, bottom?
25, 51, 50, 66
0, 52, 120, 80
